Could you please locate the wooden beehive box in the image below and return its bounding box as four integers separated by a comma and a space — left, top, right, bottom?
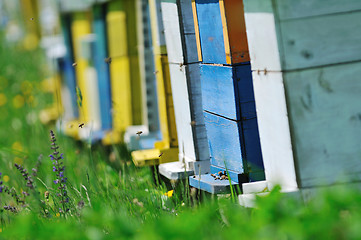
242, 0, 361, 191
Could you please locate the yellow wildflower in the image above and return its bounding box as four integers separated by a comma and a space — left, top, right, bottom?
3, 175, 9, 183
164, 190, 174, 198
56, 213, 60, 217
21, 81, 33, 95
0, 93, 7, 106
12, 141, 23, 152
13, 95, 25, 108
14, 157, 23, 165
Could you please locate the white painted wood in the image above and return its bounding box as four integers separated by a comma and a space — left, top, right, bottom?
251, 72, 298, 191
242, 180, 268, 194
60, 84, 75, 121
159, 161, 194, 180
161, 0, 184, 64
244, 12, 282, 71
168, 63, 196, 163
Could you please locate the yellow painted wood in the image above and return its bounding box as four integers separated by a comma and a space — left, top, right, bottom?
191, 0, 202, 62
132, 147, 178, 166
70, 12, 91, 124
219, 0, 231, 64
63, 120, 80, 139
21, 0, 40, 50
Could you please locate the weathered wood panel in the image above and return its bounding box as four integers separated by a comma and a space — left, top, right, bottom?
194, 0, 226, 64
276, 0, 361, 21
200, 64, 256, 121
251, 71, 297, 190
284, 62, 361, 188
204, 111, 263, 174
280, 10, 361, 70
244, 11, 282, 71
169, 63, 196, 162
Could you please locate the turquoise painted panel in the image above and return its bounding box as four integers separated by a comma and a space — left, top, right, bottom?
195, 0, 227, 64
280, 10, 361, 70
93, 5, 112, 130
60, 14, 78, 118
200, 64, 257, 121
284, 62, 361, 188
276, 0, 361, 20
243, 0, 273, 13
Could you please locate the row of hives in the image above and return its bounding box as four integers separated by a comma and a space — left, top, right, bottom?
19, 0, 361, 200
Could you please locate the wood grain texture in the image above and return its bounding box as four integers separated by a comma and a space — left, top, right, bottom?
276, 0, 361, 20
280, 10, 361, 70
200, 64, 257, 121
284, 62, 361, 188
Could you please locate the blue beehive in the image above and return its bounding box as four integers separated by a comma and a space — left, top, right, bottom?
189, 0, 264, 193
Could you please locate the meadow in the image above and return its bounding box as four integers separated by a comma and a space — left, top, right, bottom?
0, 32, 361, 240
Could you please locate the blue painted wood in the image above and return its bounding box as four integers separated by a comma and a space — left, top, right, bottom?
93, 5, 112, 130
200, 64, 257, 121
204, 111, 264, 175
60, 14, 78, 118
189, 174, 238, 194
195, 0, 226, 64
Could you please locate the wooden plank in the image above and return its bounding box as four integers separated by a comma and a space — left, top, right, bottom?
191, 0, 202, 61
280, 10, 361, 70
125, 0, 143, 126
200, 64, 256, 121
168, 63, 196, 162
204, 111, 244, 173
107, 1, 128, 58
70, 12, 91, 123
243, 10, 282, 71
276, 0, 361, 21
161, 0, 184, 64
149, 0, 167, 54
251, 71, 298, 190
283, 62, 361, 188
189, 174, 238, 194
194, 0, 226, 64
93, 5, 112, 130
60, 14, 78, 118
204, 111, 264, 176
59, 0, 94, 13
179, 0, 196, 34
221, 0, 250, 63
132, 147, 178, 166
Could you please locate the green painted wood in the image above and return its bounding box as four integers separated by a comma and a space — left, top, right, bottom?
243, 0, 273, 13
58, 0, 95, 12
280, 10, 361, 70
284, 61, 361, 188
276, 0, 361, 20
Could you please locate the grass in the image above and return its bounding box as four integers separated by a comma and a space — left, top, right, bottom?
1, 32, 361, 240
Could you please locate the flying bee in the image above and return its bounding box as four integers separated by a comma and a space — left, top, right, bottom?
72, 62, 77, 67
136, 131, 143, 136
104, 57, 112, 64
158, 152, 163, 158
30, 17, 34, 21
78, 123, 85, 128
153, 70, 159, 75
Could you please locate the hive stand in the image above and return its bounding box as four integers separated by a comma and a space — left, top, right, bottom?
131, 0, 179, 167
189, 0, 264, 194
158, 0, 210, 180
